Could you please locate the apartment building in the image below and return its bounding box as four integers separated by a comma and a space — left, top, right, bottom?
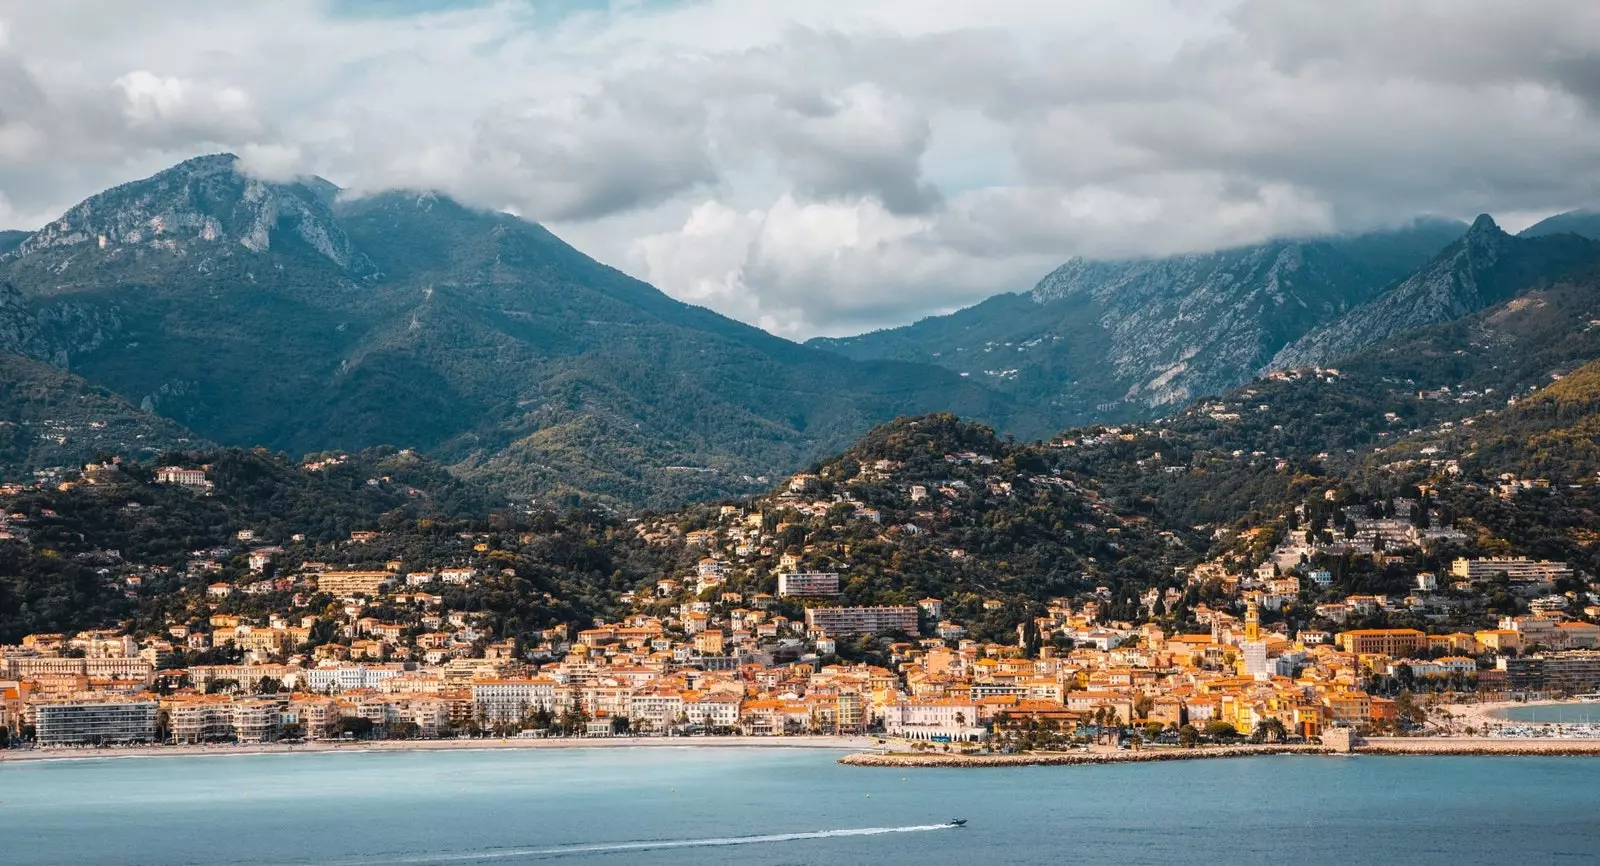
777, 572, 841, 597
34, 699, 159, 745
804, 606, 919, 637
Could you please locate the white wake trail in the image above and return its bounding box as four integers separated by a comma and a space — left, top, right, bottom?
337, 823, 957, 864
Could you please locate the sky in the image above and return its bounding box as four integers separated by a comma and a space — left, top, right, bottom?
3, 1, 1600, 338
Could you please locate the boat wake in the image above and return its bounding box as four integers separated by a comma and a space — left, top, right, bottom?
333, 824, 956, 864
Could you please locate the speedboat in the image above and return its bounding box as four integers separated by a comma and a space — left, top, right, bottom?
948, 818, 968, 827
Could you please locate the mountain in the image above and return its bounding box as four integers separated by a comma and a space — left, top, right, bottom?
811, 219, 1466, 422
1267, 215, 1600, 371
0, 231, 26, 257
0, 155, 1040, 507
1519, 208, 1600, 241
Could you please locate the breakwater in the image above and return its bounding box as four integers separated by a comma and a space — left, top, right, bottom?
1357, 737, 1600, 756
840, 744, 1328, 767
841, 737, 1600, 767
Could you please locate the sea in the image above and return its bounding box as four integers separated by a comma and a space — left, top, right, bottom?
1496, 702, 1600, 724
3, 747, 1599, 865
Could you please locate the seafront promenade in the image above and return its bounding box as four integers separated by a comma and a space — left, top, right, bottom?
0, 734, 875, 763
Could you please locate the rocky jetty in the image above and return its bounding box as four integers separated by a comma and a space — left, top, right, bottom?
839, 744, 1328, 768
841, 738, 1600, 768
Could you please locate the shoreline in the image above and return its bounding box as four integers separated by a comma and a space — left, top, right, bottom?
0, 734, 874, 764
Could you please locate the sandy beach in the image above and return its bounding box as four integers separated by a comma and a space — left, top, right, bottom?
1435, 698, 1591, 733
0, 734, 876, 764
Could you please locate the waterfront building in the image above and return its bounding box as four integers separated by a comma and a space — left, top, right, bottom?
166, 696, 236, 743
472, 678, 559, 723
34, 699, 159, 745
1499, 651, 1600, 694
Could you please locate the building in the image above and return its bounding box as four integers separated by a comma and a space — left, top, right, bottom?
1451, 558, 1573, 584
777, 572, 841, 597
34, 699, 159, 745
233, 699, 283, 743
304, 664, 406, 693
472, 678, 559, 723
804, 606, 919, 637
155, 466, 210, 488
167, 696, 235, 743
1239, 599, 1271, 681
316, 571, 392, 597
1500, 652, 1600, 695
5, 656, 154, 684
880, 698, 986, 742
1336, 629, 1426, 656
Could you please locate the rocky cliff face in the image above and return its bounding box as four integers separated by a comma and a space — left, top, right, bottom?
1, 154, 372, 279
1029, 241, 1376, 409
1267, 216, 1600, 371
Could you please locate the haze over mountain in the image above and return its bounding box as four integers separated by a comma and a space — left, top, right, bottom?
0, 155, 1041, 507
811, 219, 1467, 422
1518, 209, 1600, 242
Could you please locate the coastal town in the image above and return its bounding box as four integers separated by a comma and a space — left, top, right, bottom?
3, 451, 1598, 756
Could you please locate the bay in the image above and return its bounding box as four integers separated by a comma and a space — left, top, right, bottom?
2, 748, 1598, 865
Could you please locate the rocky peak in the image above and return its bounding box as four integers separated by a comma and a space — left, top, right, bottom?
4, 153, 372, 274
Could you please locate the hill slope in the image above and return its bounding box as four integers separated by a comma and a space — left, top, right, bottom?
811, 220, 1465, 422
0, 156, 1041, 508
0, 351, 204, 474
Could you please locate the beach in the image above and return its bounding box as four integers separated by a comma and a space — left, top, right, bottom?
1436, 698, 1592, 733
0, 734, 875, 763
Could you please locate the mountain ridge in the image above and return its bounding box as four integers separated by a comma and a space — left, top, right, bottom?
1267, 215, 1600, 371
0, 155, 1042, 507
811, 218, 1468, 421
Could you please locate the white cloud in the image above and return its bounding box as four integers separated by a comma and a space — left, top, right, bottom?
2, 1, 1600, 337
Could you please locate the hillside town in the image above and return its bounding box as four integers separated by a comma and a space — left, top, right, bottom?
3, 450, 1598, 752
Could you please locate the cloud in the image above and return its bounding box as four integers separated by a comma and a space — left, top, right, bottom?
630, 195, 1054, 338
3, 1, 1600, 337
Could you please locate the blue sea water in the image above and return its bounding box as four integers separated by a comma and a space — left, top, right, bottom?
1497, 703, 1600, 724
2, 747, 1599, 865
